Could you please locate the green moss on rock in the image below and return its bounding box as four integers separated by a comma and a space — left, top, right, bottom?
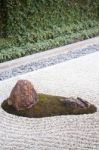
1, 94, 97, 118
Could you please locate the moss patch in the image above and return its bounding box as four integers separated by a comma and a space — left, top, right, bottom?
1, 94, 97, 118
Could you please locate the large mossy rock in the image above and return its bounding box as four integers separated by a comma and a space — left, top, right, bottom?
2, 94, 97, 118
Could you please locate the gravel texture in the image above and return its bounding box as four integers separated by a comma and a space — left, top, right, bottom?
0, 51, 99, 150
0, 44, 99, 81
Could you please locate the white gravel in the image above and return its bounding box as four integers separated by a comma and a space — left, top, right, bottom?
0, 44, 99, 80
0, 51, 99, 150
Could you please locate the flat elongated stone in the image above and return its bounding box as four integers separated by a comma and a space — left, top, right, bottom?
60, 97, 89, 108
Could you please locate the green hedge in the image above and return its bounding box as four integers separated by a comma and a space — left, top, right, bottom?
6, 0, 99, 40
0, 0, 99, 62
0, 25, 99, 62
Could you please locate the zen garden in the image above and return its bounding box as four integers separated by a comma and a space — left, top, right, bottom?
0, 0, 99, 150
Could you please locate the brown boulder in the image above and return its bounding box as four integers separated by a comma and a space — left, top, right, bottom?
8, 80, 38, 111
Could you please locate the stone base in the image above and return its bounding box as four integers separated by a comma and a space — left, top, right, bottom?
1, 94, 97, 118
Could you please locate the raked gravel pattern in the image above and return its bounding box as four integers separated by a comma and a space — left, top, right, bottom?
0, 51, 99, 150
0, 44, 99, 81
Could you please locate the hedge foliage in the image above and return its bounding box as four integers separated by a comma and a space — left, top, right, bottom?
0, 0, 99, 62
5, 0, 99, 39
